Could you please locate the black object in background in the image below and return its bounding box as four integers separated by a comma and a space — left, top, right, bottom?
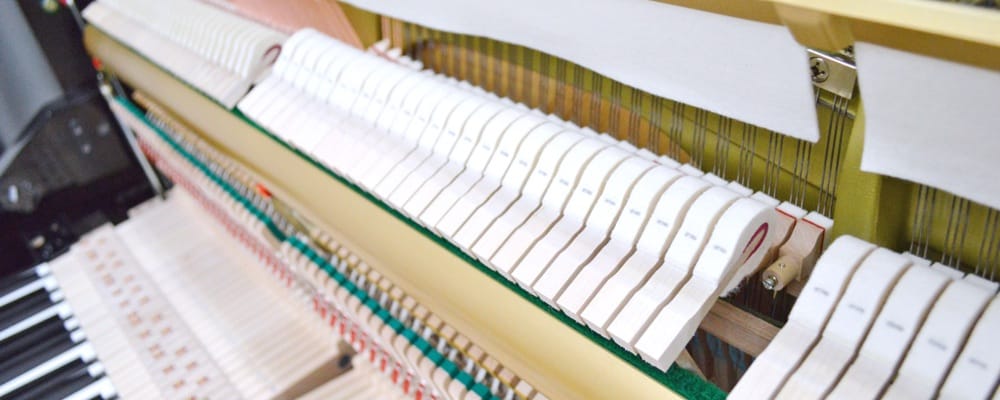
0, 0, 155, 276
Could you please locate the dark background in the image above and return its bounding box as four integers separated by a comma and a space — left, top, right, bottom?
0, 0, 154, 277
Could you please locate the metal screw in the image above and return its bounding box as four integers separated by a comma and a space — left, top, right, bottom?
810, 57, 829, 83
762, 274, 778, 291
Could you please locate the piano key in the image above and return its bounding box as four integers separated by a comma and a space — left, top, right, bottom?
0, 342, 96, 398
0, 287, 58, 331
61, 376, 116, 400
0, 315, 68, 362
3, 359, 99, 400
0, 265, 51, 304
0, 297, 72, 343
0, 321, 86, 383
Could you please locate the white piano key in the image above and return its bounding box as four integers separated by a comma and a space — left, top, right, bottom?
0, 302, 72, 342
0, 274, 55, 309
62, 376, 117, 400
0, 342, 96, 398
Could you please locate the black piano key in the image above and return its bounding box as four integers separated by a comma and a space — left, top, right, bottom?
0, 327, 76, 383
0, 359, 94, 400
83, 393, 116, 400
0, 269, 44, 300
0, 290, 55, 331
0, 316, 67, 362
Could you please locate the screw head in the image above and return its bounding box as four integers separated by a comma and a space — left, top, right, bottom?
810, 57, 829, 83
762, 274, 778, 290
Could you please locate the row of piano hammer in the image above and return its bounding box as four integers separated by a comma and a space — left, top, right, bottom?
235, 28, 827, 371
